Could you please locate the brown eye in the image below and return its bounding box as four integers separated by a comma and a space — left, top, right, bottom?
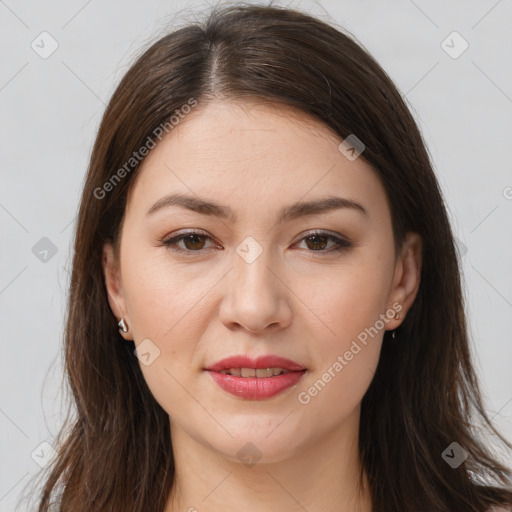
180, 234, 207, 251
296, 231, 352, 253
162, 231, 216, 254
304, 234, 330, 251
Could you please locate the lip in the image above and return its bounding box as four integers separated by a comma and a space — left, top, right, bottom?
204, 355, 306, 372
204, 355, 307, 400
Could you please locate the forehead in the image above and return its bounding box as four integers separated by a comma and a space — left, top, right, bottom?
125, 99, 386, 221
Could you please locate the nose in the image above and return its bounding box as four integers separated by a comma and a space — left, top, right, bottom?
218, 248, 292, 334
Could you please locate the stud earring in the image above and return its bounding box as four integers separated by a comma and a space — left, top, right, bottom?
118, 317, 128, 333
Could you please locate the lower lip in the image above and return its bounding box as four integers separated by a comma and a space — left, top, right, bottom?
205, 370, 307, 400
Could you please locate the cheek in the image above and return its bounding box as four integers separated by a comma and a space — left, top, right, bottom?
122, 249, 218, 342
294, 263, 389, 408
304, 262, 390, 343
120, 253, 222, 410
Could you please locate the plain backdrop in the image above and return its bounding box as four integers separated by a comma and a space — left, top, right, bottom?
1, 0, 511, 510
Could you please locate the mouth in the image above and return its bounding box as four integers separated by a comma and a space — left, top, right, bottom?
216, 367, 292, 377
203, 355, 307, 400
204, 354, 306, 373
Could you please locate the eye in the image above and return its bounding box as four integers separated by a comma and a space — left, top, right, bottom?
294, 230, 352, 254
162, 230, 218, 254
161, 229, 351, 255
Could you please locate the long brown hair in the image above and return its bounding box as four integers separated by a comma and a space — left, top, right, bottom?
24, 4, 512, 511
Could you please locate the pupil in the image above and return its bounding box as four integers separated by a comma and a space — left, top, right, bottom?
184, 234, 205, 250
307, 235, 327, 251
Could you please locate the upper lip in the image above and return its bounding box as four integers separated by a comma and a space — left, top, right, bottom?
204, 355, 306, 372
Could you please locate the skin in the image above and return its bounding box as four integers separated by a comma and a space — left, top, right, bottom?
103, 99, 422, 512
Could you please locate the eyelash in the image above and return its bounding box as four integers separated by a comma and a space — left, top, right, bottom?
161, 229, 352, 256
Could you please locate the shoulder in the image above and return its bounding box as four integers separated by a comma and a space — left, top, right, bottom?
488, 506, 512, 512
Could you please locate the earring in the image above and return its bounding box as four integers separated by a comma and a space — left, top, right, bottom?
118, 317, 128, 333
391, 312, 401, 339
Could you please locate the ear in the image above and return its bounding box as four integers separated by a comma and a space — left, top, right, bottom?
387, 232, 422, 330
102, 243, 131, 340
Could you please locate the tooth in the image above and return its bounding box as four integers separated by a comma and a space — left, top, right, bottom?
256, 368, 274, 378
221, 367, 293, 377
240, 368, 256, 377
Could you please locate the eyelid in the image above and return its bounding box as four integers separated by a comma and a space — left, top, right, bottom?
163, 228, 210, 240
295, 228, 349, 243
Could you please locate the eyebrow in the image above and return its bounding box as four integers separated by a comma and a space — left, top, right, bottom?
146, 193, 367, 223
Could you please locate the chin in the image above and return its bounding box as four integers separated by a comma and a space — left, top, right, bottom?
204, 427, 306, 466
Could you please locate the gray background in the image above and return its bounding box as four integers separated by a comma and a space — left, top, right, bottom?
1, 0, 511, 510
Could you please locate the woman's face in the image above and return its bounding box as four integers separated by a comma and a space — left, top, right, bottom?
103, 99, 420, 463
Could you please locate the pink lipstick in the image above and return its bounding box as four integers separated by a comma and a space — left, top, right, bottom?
204, 355, 307, 400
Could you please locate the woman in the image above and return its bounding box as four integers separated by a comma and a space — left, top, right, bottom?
31, 4, 512, 511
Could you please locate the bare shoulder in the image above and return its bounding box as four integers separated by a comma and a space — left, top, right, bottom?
488, 506, 512, 512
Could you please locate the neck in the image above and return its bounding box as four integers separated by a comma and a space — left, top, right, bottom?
164, 406, 372, 512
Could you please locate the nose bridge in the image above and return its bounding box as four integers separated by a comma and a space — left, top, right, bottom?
232, 237, 276, 303
219, 236, 291, 332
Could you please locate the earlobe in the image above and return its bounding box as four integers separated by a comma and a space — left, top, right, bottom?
102, 243, 131, 339
389, 232, 423, 329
